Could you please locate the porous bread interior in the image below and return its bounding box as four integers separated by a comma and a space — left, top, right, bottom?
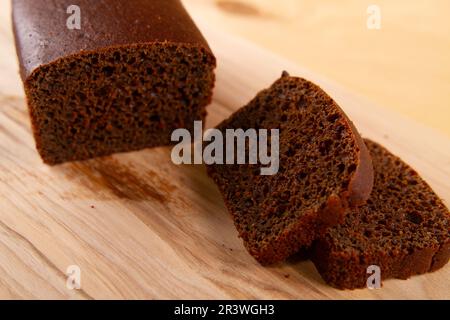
312, 139, 450, 289
26, 43, 215, 164
326, 139, 449, 254
208, 76, 361, 255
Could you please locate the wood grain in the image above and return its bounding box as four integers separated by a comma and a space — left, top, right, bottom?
0, 1, 449, 299
184, 0, 450, 138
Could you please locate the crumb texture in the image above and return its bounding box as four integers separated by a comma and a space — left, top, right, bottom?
207, 74, 373, 264
26, 45, 215, 164
312, 139, 450, 289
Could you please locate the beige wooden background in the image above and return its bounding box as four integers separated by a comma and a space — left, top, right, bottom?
184, 0, 450, 138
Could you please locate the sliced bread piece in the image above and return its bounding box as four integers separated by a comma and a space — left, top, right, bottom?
312, 139, 450, 289
206, 73, 374, 264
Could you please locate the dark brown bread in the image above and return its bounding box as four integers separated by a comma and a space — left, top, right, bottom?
206, 73, 374, 264
12, 0, 216, 164
312, 139, 450, 289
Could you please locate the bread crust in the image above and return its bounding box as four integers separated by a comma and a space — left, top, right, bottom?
12, 0, 213, 80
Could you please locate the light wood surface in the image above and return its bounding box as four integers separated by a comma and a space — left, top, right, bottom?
0, 1, 449, 299
184, 0, 450, 138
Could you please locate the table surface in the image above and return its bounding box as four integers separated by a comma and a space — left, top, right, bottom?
0, 0, 449, 300
184, 0, 450, 138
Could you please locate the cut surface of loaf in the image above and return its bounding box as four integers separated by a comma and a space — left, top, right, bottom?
12, 0, 216, 164
312, 139, 450, 289
206, 73, 374, 264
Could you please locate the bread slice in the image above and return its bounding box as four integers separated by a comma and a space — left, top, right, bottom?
206, 73, 374, 264
312, 139, 450, 289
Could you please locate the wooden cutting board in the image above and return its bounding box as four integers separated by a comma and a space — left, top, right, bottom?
0, 4, 449, 299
